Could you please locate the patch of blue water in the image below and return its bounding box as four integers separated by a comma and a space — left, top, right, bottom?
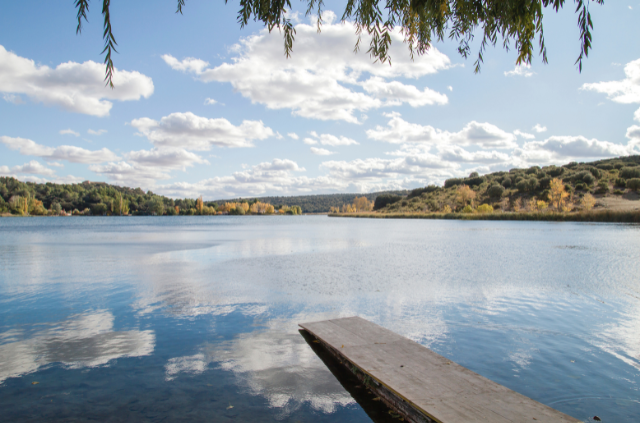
0, 217, 639, 422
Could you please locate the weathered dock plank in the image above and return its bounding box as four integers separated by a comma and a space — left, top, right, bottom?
299, 316, 580, 423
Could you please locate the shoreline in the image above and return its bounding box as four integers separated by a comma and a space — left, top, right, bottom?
329, 210, 640, 223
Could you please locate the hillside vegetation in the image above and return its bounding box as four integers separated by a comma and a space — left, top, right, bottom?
333, 155, 640, 220
0, 178, 302, 216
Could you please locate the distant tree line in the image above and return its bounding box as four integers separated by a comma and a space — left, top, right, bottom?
218, 191, 408, 213
0, 178, 302, 217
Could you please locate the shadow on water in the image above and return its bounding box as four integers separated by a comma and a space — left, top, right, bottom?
299, 330, 397, 423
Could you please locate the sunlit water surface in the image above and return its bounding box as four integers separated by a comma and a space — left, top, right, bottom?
0, 216, 639, 422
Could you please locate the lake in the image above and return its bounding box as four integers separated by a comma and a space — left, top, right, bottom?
0, 216, 638, 422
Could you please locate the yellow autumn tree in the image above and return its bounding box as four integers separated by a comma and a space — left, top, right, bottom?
581, 193, 597, 211
548, 178, 569, 211
196, 196, 204, 214
353, 196, 373, 212
456, 185, 476, 206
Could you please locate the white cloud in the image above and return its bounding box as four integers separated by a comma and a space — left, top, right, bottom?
366, 113, 517, 149
126, 148, 209, 170
448, 86, 453, 91
162, 13, 450, 123
88, 129, 107, 136
89, 161, 172, 186
60, 129, 80, 137
157, 158, 316, 198
361, 77, 448, 107
310, 147, 335, 155
514, 130, 535, 139
288, 132, 299, 140
0, 136, 119, 164
505, 64, 534, 77
204, 97, 217, 105
582, 59, 640, 108
0, 160, 56, 176
0, 45, 154, 117
130, 112, 274, 150
0, 311, 154, 384
305, 132, 359, 146
532, 124, 547, 133
88, 147, 210, 187
519, 136, 636, 161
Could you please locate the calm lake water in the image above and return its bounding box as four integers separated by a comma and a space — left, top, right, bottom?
0, 216, 639, 422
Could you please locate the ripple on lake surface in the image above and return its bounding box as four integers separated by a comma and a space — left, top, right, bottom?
0, 216, 639, 422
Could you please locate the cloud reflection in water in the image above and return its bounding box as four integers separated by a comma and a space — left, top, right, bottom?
0, 310, 154, 384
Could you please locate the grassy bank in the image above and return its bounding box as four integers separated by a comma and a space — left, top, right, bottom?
329, 210, 640, 223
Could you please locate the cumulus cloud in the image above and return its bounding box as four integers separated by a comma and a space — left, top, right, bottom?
204, 98, 217, 105
305, 131, 359, 146
89, 161, 173, 186
582, 58, 640, 105
310, 147, 335, 155
88, 129, 107, 136
514, 130, 535, 139
130, 112, 274, 150
532, 124, 547, 133
0, 160, 56, 176
126, 148, 209, 170
0, 136, 119, 164
515, 135, 638, 165
89, 147, 210, 187
60, 129, 80, 137
157, 158, 316, 198
288, 132, 299, 140
505, 64, 534, 77
162, 12, 450, 123
0, 45, 154, 117
361, 77, 448, 107
366, 113, 517, 149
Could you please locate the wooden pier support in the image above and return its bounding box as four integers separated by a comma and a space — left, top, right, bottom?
299, 316, 580, 423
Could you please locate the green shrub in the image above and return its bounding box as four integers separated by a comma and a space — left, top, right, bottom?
565, 161, 579, 169
466, 176, 486, 187
573, 171, 595, 185
526, 166, 540, 175
597, 164, 614, 171
373, 194, 402, 210
627, 178, 640, 192
613, 189, 624, 195
501, 177, 512, 188
516, 178, 539, 193
407, 185, 439, 199
477, 204, 493, 214
596, 180, 609, 194
575, 183, 586, 191
620, 167, 640, 179
487, 184, 505, 198
538, 176, 552, 190
547, 166, 565, 177
468, 171, 480, 178
614, 178, 626, 188
444, 178, 464, 188
461, 205, 474, 213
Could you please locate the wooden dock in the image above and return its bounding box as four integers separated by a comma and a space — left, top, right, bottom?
299, 317, 580, 423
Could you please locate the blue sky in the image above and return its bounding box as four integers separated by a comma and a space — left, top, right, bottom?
1, 0, 640, 199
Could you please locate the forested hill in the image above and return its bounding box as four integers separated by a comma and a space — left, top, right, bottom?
215, 191, 408, 213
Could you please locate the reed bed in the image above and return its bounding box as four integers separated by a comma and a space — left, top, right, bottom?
329, 210, 640, 223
